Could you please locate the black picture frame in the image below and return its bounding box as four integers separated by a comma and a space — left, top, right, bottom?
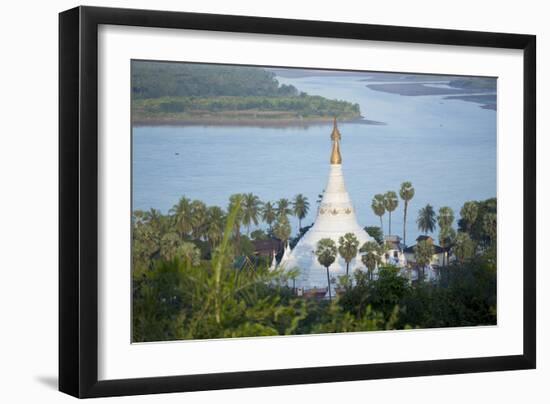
59, 5, 536, 398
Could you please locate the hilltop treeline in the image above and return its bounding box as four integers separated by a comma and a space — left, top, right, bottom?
131, 62, 362, 124
132, 62, 300, 99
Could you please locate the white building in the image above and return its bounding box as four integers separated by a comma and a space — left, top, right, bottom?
280, 119, 373, 296
381, 235, 407, 267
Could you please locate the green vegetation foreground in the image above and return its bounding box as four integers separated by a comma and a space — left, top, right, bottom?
132, 197, 496, 342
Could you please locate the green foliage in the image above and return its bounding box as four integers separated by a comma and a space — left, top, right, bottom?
292, 194, 310, 229
206, 206, 225, 248
458, 198, 497, 247
360, 241, 384, 279
311, 303, 398, 334
131, 62, 361, 122
133, 95, 361, 121
399, 259, 496, 328
315, 238, 338, 269
364, 226, 384, 245
414, 239, 434, 280
449, 77, 497, 91
399, 181, 415, 245
273, 215, 292, 245
371, 194, 386, 230
132, 61, 297, 99
242, 193, 262, 235
437, 206, 455, 230
261, 201, 277, 231
133, 257, 308, 341
189, 200, 207, 239
338, 233, 360, 276
483, 212, 497, 249
437, 206, 455, 264
276, 198, 292, 218
250, 229, 269, 241
316, 238, 338, 300
439, 227, 456, 258
383, 191, 399, 235
453, 232, 476, 263
417, 204, 436, 234
132, 191, 497, 342
339, 268, 407, 322
460, 201, 479, 233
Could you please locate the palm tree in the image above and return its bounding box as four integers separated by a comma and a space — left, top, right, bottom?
206, 206, 225, 248
273, 214, 292, 248
276, 198, 292, 218
438, 226, 456, 266
144, 208, 163, 232
483, 212, 497, 246
160, 232, 181, 261
177, 241, 201, 269
261, 201, 277, 232
371, 194, 386, 231
242, 193, 262, 236
292, 194, 310, 230
399, 182, 415, 245
417, 204, 436, 234
453, 232, 475, 263
383, 191, 399, 235
414, 239, 434, 281
437, 206, 455, 230
437, 206, 455, 266
132, 210, 146, 226
169, 196, 193, 238
338, 233, 360, 277
190, 200, 208, 240
315, 238, 337, 300
228, 194, 244, 252
360, 241, 383, 280
460, 201, 479, 234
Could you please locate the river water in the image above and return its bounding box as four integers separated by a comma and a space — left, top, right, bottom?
132, 73, 496, 243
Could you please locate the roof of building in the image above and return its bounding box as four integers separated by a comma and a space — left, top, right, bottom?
252, 239, 282, 255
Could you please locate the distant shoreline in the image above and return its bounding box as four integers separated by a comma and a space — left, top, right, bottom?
132, 116, 386, 128
366, 83, 493, 97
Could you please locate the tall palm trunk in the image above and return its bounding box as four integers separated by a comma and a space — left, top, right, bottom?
379, 216, 383, 232
346, 262, 350, 277
403, 201, 408, 245
388, 212, 392, 235
326, 266, 332, 301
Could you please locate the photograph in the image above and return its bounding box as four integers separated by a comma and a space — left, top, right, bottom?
131, 60, 497, 343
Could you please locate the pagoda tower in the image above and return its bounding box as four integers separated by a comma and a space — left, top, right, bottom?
281, 119, 373, 294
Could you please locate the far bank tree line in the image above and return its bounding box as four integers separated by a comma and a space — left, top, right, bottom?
131, 61, 361, 121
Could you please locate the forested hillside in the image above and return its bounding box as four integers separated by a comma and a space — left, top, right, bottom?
131, 61, 361, 125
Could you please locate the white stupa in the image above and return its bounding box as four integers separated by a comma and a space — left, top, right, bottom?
280, 119, 373, 293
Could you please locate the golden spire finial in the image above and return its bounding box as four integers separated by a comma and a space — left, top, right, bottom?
330, 117, 341, 141
330, 117, 342, 164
